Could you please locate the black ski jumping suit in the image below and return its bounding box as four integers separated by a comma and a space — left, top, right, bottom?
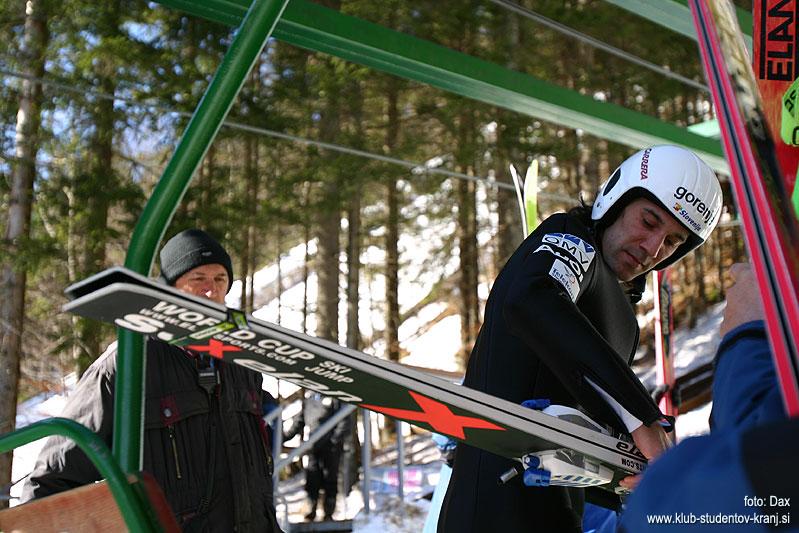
438, 211, 663, 532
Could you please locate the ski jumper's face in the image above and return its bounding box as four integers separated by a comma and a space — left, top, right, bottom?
174, 263, 230, 304
601, 198, 689, 282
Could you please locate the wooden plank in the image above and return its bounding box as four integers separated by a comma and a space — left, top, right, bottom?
0, 473, 179, 532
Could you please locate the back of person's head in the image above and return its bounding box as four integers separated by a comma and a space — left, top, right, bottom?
591, 145, 722, 270
159, 228, 234, 290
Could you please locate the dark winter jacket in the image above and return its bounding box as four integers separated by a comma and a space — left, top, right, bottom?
619, 321, 797, 532
22, 339, 282, 532
439, 211, 662, 533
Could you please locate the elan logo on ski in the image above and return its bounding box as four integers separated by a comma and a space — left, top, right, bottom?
362, 391, 506, 439
757, 1, 797, 82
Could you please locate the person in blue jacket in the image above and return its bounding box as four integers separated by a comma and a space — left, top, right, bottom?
619, 263, 798, 532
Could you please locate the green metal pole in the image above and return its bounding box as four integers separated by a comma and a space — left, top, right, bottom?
114, 0, 291, 473
0, 418, 152, 531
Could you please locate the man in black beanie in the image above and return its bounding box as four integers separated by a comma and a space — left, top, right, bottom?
159, 229, 234, 298
23, 229, 283, 532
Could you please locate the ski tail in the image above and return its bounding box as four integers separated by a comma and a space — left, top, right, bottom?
689, 0, 799, 415
509, 164, 527, 241
652, 269, 677, 418
510, 161, 540, 239
524, 160, 539, 234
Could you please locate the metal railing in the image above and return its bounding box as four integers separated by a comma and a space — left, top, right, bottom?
269, 403, 414, 522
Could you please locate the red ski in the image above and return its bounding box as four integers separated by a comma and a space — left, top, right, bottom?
652, 270, 677, 418
690, 0, 799, 415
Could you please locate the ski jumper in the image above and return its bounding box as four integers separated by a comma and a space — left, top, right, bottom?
438, 211, 663, 533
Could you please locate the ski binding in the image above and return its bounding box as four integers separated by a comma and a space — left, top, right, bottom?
510, 403, 614, 488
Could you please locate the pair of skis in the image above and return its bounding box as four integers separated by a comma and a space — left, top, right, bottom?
690, 0, 799, 416
63, 267, 646, 502
509, 160, 539, 237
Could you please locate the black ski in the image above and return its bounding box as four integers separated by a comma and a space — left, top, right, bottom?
64, 266, 646, 497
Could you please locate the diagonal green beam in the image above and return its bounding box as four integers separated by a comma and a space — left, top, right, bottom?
154, 0, 728, 174
603, 0, 752, 51
114, 0, 290, 474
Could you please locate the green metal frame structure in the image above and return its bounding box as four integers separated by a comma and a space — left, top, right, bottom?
2, 0, 748, 529
115, 0, 291, 478
156, 0, 730, 172
606, 0, 752, 49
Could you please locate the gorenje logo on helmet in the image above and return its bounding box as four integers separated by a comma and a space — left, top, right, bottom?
672, 186, 717, 232
674, 186, 716, 222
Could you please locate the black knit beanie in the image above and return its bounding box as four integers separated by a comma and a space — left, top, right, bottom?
159, 229, 234, 290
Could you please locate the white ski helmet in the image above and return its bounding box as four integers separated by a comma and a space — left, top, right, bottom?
591, 145, 723, 270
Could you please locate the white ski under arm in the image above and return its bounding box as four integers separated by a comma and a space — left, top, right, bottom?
585, 376, 644, 432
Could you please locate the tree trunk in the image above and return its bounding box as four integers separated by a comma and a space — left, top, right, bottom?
385, 84, 401, 363
314, 63, 342, 343
0, 0, 47, 504
491, 8, 523, 268
240, 136, 255, 310
346, 196, 362, 351
494, 112, 523, 267
455, 109, 479, 364
315, 191, 340, 343
302, 183, 312, 335
346, 78, 366, 352
580, 137, 607, 199
274, 218, 282, 323
694, 246, 706, 307
343, 211, 362, 489
684, 255, 697, 329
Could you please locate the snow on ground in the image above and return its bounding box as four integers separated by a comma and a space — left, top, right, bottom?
642, 302, 726, 440
10, 373, 77, 504
676, 401, 713, 441
400, 313, 462, 372
637, 301, 726, 391
273, 480, 430, 533
351, 494, 429, 533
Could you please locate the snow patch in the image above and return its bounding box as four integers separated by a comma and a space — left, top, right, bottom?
352, 495, 429, 533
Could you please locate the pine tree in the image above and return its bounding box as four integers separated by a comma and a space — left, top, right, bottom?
0, 0, 49, 500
